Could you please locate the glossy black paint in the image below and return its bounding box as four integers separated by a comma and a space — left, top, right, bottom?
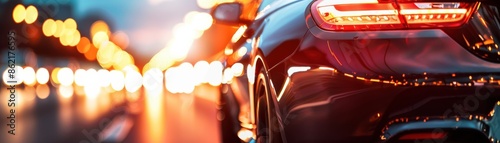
217, 0, 500, 142
443, 2, 500, 63
279, 69, 500, 142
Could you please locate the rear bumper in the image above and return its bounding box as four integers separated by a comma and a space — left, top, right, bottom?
278, 69, 500, 142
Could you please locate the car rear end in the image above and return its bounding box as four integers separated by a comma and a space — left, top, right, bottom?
301, 0, 500, 142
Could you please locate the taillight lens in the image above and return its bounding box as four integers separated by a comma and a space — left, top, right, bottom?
314, 0, 403, 30
400, 2, 471, 28
398, 132, 447, 140
311, 0, 476, 31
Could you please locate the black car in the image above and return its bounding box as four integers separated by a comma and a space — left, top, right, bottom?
212, 0, 500, 142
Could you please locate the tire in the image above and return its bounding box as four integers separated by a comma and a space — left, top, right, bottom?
255, 68, 283, 143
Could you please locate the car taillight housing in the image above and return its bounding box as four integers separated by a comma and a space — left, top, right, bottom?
311, 0, 477, 30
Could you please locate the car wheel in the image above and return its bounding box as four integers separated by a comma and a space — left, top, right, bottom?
255, 68, 282, 143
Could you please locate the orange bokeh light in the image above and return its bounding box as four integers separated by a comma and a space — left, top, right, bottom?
90, 20, 110, 38
84, 45, 98, 61
77, 37, 91, 53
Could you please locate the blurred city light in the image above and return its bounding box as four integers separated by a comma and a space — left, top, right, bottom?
231, 62, 244, 77
84, 68, 98, 85
192, 12, 213, 31
3, 2, 252, 142
74, 69, 87, 86
36, 68, 50, 85
96, 42, 116, 68
225, 48, 233, 55
58, 67, 74, 86
111, 31, 130, 49
35, 84, 50, 99
173, 23, 204, 40
58, 85, 74, 98
64, 18, 77, 30
112, 50, 135, 70
61, 29, 81, 46
90, 20, 111, 37
193, 60, 210, 85
110, 70, 125, 91
84, 83, 101, 99
53, 20, 65, 38
23, 66, 36, 86
65, 29, 81, 47
24, 5, 38, 24
236, 47, 247, 58
167, 38, 193, 61
232, 26, 247, 43
84, 44, 98, 61
247, 64, 255, 84
42, 19, 57, 37
77, 37, 91, 53
237, 129, 254, 143
83, 69, 100, 99
7, 3, 231, 96
184, 11, 200, 26
125, 70, 143, 92
197, 0, 217, 9
97, 69, 111, 87
164, 63, 197, 94
222, 67, 233, 84
208, 61, 223, 86
92, 31, 110, 48
143, 68, 164, 92
51, 67, 61, 84
61, 18, 81, 47
179, 62, 196, 93
164, 67, 178, 93
12, 4, 26, 23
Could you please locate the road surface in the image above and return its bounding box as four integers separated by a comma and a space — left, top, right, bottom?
0, 84, 222, 143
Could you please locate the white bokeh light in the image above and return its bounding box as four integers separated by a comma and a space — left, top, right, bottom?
58, 67, 74, 86
193, 61, 210, 85
36, 68, 50, 85
23, 67, 36, 86
208, 61, 223, 86
143, 68, 163, 91
97, 69, 111, 87
74, 69, 87, 86
110, 70, 125, 91
125, 70, 143, 92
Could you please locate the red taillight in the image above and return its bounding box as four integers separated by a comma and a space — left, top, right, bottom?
400, 2, 471, 28
311, 0, 476, 30
398, 132, 447, 140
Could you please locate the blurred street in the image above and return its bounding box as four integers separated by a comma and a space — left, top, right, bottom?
0, 84, 221, 143
0, 0, 241, 142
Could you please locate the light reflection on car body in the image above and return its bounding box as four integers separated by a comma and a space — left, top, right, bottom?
213, 0, 500, 143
